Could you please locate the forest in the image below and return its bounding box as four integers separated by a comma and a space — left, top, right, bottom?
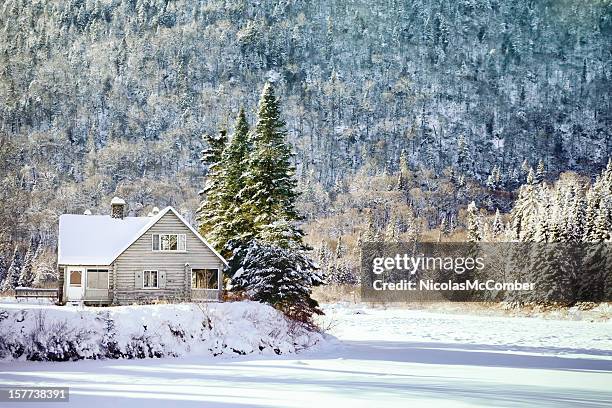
0, 0, 610, 295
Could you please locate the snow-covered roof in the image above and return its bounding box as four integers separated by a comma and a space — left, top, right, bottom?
58, 207, 228, 266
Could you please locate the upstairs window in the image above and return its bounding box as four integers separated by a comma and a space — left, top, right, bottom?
152, 234, 186, 251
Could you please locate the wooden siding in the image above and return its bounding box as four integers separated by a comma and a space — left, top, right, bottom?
113, 212, 224, 304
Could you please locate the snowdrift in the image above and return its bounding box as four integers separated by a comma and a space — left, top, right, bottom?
0, 301, 324, 361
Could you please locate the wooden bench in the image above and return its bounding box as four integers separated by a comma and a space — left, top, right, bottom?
15, 287, 58, 299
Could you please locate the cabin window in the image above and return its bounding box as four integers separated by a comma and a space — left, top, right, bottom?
152, 234, 186, 251
87, 269, 109, 289
69, 270, 82, 286
143, 270, 158, 288
191, 269, 218, 290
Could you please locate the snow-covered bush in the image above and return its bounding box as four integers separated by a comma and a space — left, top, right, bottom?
0, 301, 324, 361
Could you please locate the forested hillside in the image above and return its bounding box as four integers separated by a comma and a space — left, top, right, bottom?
0, 0, 610, 285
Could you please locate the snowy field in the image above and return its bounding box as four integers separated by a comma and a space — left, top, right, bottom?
1, 301, 612, 407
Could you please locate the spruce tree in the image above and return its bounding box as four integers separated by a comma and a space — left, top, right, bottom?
228, 84, 323, 324
0, 252, 7, 288
580, 206, 610, 302
466, 201, 482, 242
457, 135, 469, 173
197, 129, 228, 244
535, 159, 546, 184
511, 169, 540, 241
491, 208, 504, 239
1, 247, 23, 291
18, 237, 38, 288
211, 108, 252, 252
521, 159, 530, 180
239, 82, 302, 247
385, 214, 401, 243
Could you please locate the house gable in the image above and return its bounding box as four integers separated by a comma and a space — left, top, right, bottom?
112, 207, 227, 266
112, 210, 225, 297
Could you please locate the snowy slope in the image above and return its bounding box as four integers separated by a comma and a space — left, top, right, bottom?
1, 302, 611, 407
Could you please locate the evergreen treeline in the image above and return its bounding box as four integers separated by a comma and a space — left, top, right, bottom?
319, 162, 612, 303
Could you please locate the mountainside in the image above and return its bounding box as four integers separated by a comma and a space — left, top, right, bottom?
0, 0, 610, 272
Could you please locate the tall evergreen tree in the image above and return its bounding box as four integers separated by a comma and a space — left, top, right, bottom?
228, 83, 323, 324
208, 109, 252, 252
18, 236, 38, 288
511, 169, 540, 241
466, 201, 482, 242
491, 208, 504, 239
1, 247, 23, 291
239, 82, 302, 248
0, 252, 7, 288
197, 129, 228, 242
535, 159, 546, 184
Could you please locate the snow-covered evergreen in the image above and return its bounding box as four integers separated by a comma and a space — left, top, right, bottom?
1, 247, 22, 292
230, 241, 324, 325
237, 83, 302, 248
18, 236, 38, 288
466, 201, 482, 242
197, 130, 229, 247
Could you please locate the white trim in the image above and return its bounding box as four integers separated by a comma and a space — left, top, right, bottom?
143, 270, 159, 289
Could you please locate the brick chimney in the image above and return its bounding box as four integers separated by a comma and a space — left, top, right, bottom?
110, 197, 126, 219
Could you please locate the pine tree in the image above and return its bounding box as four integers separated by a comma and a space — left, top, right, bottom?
397, 149, 410, 190
486, 165, 502, 189
385, 214, 401, 243
535, 159, 546, 184
0, 252, 7, 288
530, 241, 575, 305
227, 84, 322, 324
466, 201, 482, 242
329, 236, 356, 284
521, 159, 531, 180
1, 247, 23, 291
315, 240, 332, 276
584, 160, 612, 240
491, 208, 504, 239
511, 169, 540, 241
239, 82, 301, 248
18, 237, 38, 288
533, 185, 551, 243
197, 129, 228, 244
457, 135, 469, 173
209, 108, 253, 252
362, 212, 377, 242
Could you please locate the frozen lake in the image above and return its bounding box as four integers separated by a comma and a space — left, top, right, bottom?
1, 303, 611, 407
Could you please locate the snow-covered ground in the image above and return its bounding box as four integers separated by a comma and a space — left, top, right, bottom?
1, 302, 612, 407
0, 300, 322, 360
